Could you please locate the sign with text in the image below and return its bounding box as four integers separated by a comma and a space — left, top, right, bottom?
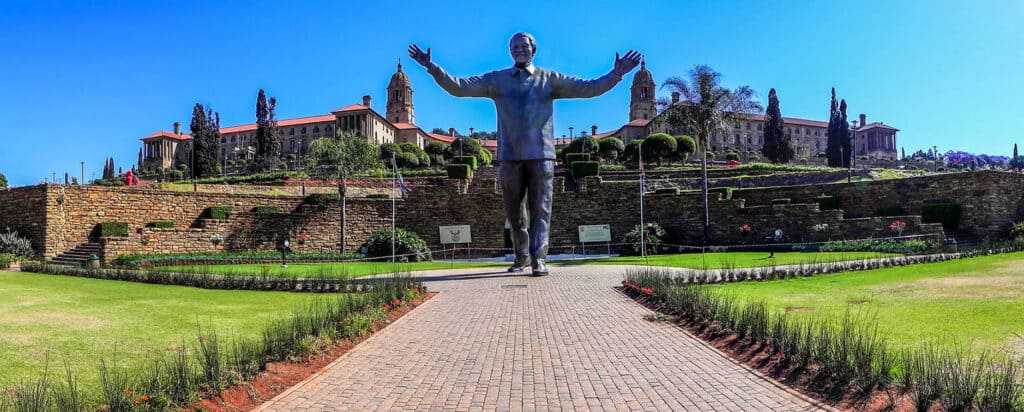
578, 224, 611, 243
439, 225, 472, 244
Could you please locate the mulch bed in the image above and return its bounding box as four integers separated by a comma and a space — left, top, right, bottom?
619, 287, 927, 412
182, 292, 436, 412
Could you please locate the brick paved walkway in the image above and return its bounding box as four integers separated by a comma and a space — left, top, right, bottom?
258, 265, 830, 411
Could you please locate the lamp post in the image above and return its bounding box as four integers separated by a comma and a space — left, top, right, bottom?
80, 161, 84, 185
638, 139, 646, 259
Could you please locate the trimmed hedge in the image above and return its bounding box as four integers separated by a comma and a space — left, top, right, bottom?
95, 222, 128, 237
922, 203, 961, 228
875, 206, 906, 217
816, 195, 840, 210
304, 193, 339, 206
654, 188, 680, 195
570, 161, 599, 178
709, 187, 734, 200
451, 156, 478, 170
252, 205, 282, 215
565, 153, 591, 166
112, 251, 364, 268
144, 221, 174, 229
367, 194, 390, 199
205, 206, 232, 220
770, 198, 791, 205
446, 164, 472, 179
366, 228, 432, 262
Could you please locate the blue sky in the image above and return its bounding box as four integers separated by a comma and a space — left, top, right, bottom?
1, 0, 1021, 186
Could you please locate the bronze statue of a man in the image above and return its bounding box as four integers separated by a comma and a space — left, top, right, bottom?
409, 32, 641, 276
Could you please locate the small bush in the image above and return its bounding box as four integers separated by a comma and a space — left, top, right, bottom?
709, 187, 734, 200
570, 161, 599, 178
771, 198, 791, 205
0, 253, 17, 268
366, 194, 390, 199
145, 221, 174, 229
95, 222, 128, 237
816, 195, 840, 210
875, 206, 906, 216
446, 164, 472, 179
0, 229, 34, 258
621, 223, 666, 256
921, 203, 961, 228
304, 193, 339, 206
365, 228, 431, 262
819, 239, 940, 254
92, 178, 125, 187
654, 188, 680, 195
252, 206, 282, 215
725, 151, 740, 161
565, 153, 590, 166
1009, 222, 1024, 240
451, 156, 478, 170
205, 206, 232, 220
195, 171, 307, 185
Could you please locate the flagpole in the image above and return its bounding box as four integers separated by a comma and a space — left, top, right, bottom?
391, 152, 397, 266
639, 140, 646, 260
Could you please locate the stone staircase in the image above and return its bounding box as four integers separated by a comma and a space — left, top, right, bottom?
50, 241, 102, 266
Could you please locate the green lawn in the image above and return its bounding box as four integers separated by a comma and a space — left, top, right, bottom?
0, 272, 323, 389
555, 251, 895, 269
157, 260, 506, 278
712, 252, 1024, 354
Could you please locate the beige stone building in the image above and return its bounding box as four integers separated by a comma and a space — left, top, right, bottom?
593, 64, 898, 161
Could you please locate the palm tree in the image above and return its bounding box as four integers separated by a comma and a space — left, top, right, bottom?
657, 65, 762, 244
305, 130, 380, 252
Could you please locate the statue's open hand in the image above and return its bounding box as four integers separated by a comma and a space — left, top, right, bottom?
408, 44, 431, 67
613, 50, 643, 76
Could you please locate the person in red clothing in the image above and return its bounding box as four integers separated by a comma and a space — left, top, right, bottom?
124, 170, 134, 186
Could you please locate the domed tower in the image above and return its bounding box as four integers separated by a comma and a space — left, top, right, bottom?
386, 59, 414, 124
629, 60, 656, 121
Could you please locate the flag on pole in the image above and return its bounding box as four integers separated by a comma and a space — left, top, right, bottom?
390, 156, 412, 196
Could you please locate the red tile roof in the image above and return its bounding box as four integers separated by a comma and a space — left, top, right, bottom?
393, 122, 419, 130
626, 119, 652, 127
141, 131, 192, 141
331, 104, 369, 113
220, 114, 336, 134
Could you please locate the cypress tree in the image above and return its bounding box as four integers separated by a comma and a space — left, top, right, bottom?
839, 99, 851, 168
268, 97, 280, 165
760, 88, 794, 163
901, 147, 906, 160
190, 104, 222, 178
825, 88, 841, 167
254, 89, 279, 172
1014, 143, 1018, 159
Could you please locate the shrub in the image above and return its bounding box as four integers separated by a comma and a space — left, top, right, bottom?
446, 164, 472, 179
95, 222, 128, 237
397, 151, 420, 168
451, 156, 478, 170
170, 169, 185, 181
570, 161, 599, 178
875, 206, 906, 216
921, 203, 961, 228
144, 221, 174, 229
0, 229, 34, 258
195, 171, 306, 185
709, 187, 734, 200
819, 239, 940, 254
621, 223, 666, 256
205, 206, 232, 220
252, 205, 282, 215
93, 178, 125, 187
365, 228, 431, 262
816, 195, 839, 210
725, 151, 741, 161
565, 153, 591, 166
705, 151, 715, 160
367, 193, 390, 199
0, 253, 16, 268
771, 198, 791, 205
111, 251, 364, 268
654, 188, 680, 195
1009, 222, 1024, 240
304, 193, 339, 206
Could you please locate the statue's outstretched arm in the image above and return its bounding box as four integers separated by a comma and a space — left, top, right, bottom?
551, 50, 643, 99
408, 44, 491, 98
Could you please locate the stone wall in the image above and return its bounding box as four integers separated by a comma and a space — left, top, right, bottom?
0, 185, 49, 257
14, 170, 1024, 262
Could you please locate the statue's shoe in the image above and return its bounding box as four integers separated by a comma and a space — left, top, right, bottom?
508, 265, 526, 273
531, 260, 549, 276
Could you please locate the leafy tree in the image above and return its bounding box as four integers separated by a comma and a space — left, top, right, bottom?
397, 151, 420, 168
658, 65, 761, 244
674, 135, 696, 163
379, 143, 401, 162
563, 137, 600, 157
760, 88, 795, 163
190, 103, 222, 178
643, 133, 677, 166
598, 137, 625, 163
0, 172, 7, 189
446, 137, 485, 164
398, 142, 429, 168
254, 89, 280, 172
305, 131, 381, 252
622, 138, 644, 164
725, 151, 740, 161
425, 141, 447, 166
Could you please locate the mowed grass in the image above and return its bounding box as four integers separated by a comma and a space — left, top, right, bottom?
0, 272, 323, 389
157, 261, 506, 278
712, 252, 1024, 354
555, 251, 896, 269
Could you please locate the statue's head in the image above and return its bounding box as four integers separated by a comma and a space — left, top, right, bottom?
509, 32, 536, 67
